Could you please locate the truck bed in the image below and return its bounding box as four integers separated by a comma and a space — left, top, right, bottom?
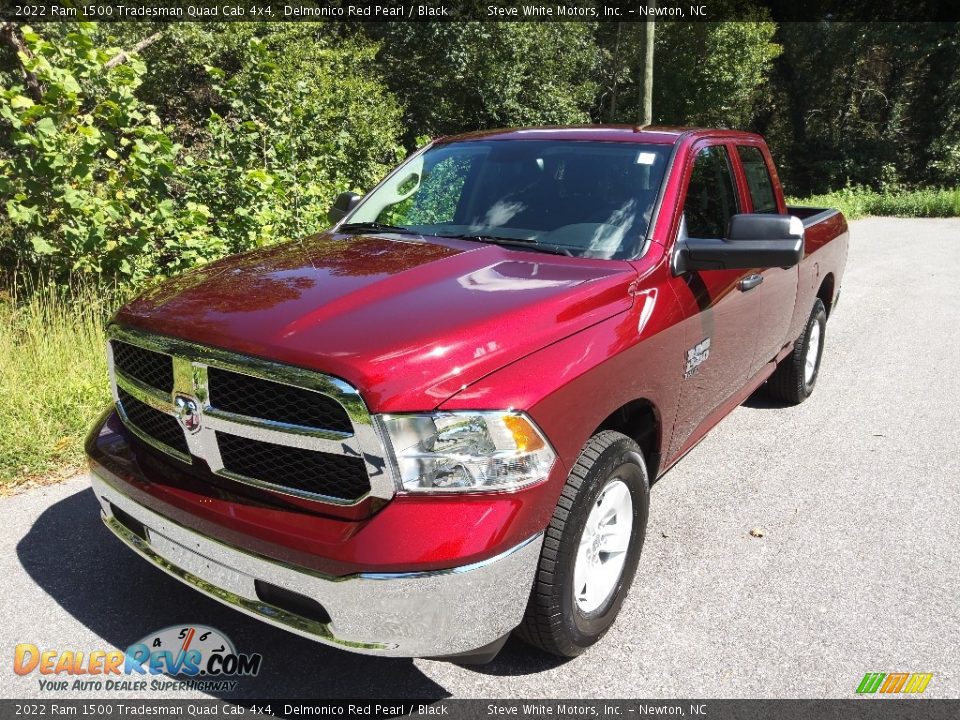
787, 205, 841, 227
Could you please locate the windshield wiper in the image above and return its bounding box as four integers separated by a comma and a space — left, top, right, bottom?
445, 233, 573, 257
338, 221, 414, 235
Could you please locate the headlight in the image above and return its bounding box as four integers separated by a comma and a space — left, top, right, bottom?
376, 412, 556, 493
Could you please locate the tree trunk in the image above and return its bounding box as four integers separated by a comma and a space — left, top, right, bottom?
0, 22, 43, 102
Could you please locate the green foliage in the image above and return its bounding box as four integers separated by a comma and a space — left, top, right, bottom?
654, 20, 780, 128
928, 56, 960, 185
92, 23, 262, 137
187, 33, 404, 251
766, 23, 960, 195
370, 23, 599, 143
0, 23, 219, 283
789, 187, 960, 220
0, 23, 405, 283
596, 13, 779, 128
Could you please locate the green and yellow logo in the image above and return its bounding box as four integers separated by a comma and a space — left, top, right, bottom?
857, 673, 933, 694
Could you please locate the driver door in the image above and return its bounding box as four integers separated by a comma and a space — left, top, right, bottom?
667, 142, 760, 459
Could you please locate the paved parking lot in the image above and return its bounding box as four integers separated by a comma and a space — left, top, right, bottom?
2, 217, 958, 699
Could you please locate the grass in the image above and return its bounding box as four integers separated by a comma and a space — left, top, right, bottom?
788, 186, 960, 220
0, 282, 116, 490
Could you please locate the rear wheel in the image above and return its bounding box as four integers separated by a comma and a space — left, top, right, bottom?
768, 298, 827, 405
516, 431, 650, 657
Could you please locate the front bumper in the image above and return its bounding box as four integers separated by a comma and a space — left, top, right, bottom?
91, 464, 543, 658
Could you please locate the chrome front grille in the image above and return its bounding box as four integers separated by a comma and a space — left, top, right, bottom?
216, 432, 370, 500
107, 325, 391, 505
206, 367, 353, 434
112, 341, 175, 393
116, 387, 190, 456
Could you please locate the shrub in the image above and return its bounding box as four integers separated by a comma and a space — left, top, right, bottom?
0, 23, 222, 284
186, 34, 404, 253
788, 186, 960, 220
0, 24, 405, 284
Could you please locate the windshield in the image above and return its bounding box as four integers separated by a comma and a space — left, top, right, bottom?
346, 140, 672, 260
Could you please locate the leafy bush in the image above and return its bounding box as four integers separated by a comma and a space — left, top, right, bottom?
788, 187, 960, 220
186, 33, 404, 252
0, 24, 405, 284
0, 24, 221, 284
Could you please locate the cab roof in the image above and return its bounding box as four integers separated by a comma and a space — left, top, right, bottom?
435, 125, 761, 145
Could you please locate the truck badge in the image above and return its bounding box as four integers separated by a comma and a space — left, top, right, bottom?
684, 338, 711, 378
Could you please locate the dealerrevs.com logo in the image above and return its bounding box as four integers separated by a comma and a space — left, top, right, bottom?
13, 625, 262, 693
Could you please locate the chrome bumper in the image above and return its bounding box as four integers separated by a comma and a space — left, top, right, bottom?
90, 466, 543, 658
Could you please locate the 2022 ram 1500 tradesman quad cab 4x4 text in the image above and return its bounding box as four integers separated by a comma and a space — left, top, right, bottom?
87, 126, 848, 661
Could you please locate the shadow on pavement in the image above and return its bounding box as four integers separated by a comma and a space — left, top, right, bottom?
16, 487, 450, 700
458, 637, 570, 677
740, 387, 789, 410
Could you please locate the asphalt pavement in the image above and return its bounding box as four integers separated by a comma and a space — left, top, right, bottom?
2, 217, 958, 700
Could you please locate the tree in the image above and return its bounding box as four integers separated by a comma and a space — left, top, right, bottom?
597, 13, 778, 129
368, 22, 599, 145
765, 22, 960, 194
653, 20, 780, 128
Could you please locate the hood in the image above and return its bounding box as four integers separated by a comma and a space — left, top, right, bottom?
116, 232, 637, 411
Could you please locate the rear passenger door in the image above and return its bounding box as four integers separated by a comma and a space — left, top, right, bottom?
733, 144, 798, 369
668, 142, 760, 459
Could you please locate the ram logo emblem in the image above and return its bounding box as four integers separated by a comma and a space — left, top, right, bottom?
174, 395, 202, 434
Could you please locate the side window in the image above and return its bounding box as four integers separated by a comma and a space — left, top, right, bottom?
736, 145, 778, 213
683, 146, 739, 239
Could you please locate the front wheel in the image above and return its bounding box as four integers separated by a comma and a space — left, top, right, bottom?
516, 431, 650, 658
767, 298, 827, 405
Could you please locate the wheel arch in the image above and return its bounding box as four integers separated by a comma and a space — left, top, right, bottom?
817, 273, 836, 318
593, 398, 663, 480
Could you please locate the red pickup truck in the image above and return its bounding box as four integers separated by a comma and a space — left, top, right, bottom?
87, 126, 848, 662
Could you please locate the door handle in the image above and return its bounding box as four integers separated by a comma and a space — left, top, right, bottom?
738, 274, 763, 292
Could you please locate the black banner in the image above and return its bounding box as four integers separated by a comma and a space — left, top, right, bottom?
1, 700, 959, 719
2, 0, 960, 23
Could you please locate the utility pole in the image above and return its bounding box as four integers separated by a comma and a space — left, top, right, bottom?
638, 3, 655, 126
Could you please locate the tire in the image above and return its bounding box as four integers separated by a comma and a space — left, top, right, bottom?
516, 430, 650, 658
767, 298, 827, 405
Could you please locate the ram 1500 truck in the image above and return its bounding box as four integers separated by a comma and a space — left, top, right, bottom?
87, 126, 848, 661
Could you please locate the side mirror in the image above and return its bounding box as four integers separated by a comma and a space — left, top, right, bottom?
328, 191, 361, 225
674, 214, 804, 273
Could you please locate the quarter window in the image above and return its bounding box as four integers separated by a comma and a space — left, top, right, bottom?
737, 145, 778, 213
